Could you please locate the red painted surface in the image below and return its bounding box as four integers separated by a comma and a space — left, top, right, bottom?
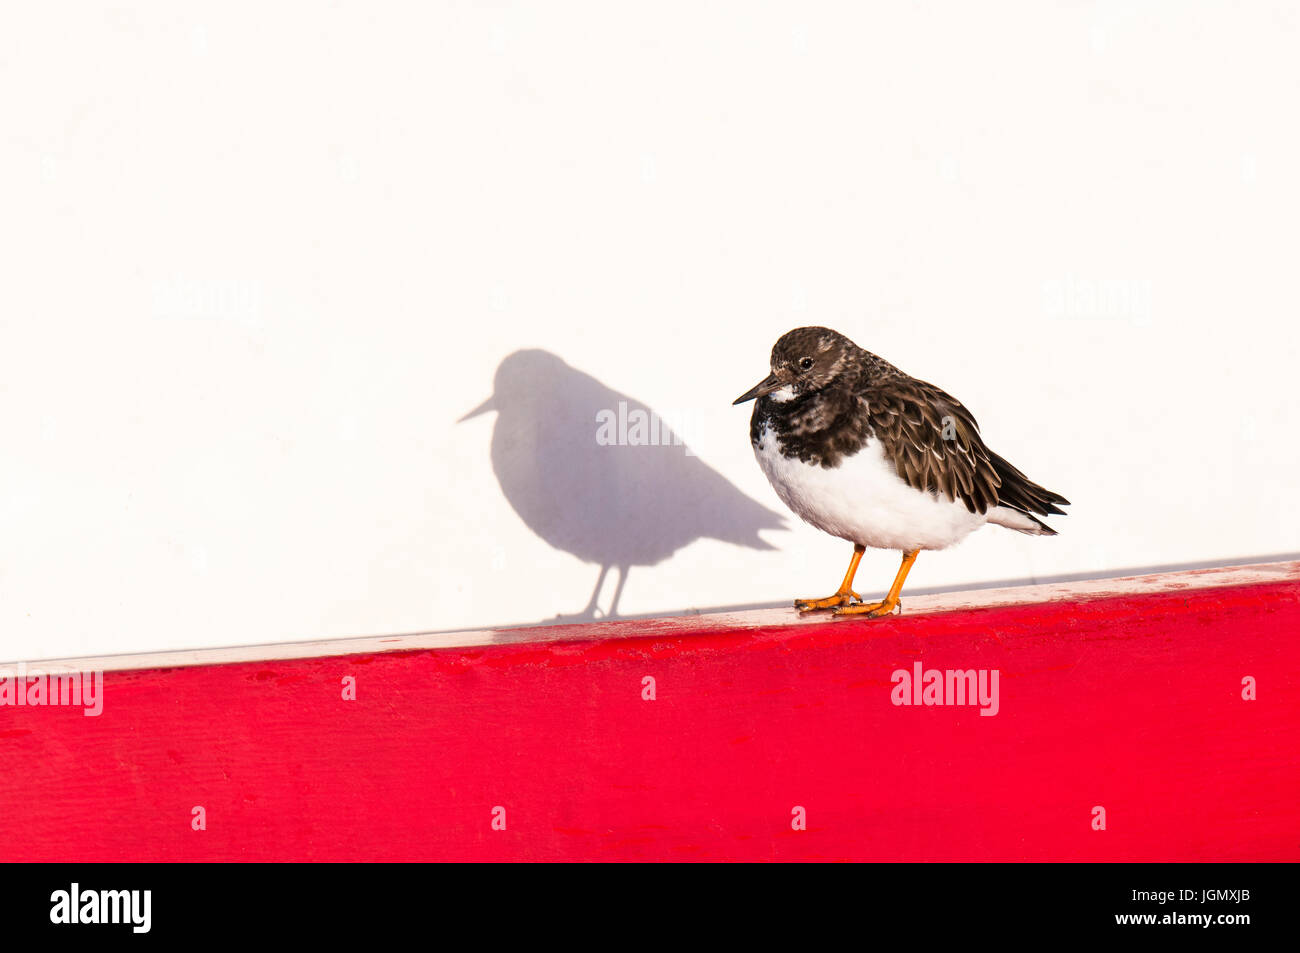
2, 579, 1298, 861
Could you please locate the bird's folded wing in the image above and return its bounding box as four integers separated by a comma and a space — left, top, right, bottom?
863, 377, 1002, 515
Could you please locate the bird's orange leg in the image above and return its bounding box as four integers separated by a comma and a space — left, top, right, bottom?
795, 544, 865, 611
834, 549, 919, 618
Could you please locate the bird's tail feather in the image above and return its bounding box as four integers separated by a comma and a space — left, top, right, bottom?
988, 450, 1069, 516
988, 506, 1057, 536
984, 450, 1068, 535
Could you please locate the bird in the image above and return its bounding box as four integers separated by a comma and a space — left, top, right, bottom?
733, 326, 1069, 618
461, 349, 786, 620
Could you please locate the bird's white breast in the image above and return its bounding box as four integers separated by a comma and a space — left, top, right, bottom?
753, 425, 988, 551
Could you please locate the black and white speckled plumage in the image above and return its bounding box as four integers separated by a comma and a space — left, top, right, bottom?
741, 326, 1069, 537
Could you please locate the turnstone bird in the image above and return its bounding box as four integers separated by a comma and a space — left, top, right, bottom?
734, 327, 1069, 617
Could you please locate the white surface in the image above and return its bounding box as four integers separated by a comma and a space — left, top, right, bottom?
2, 2, 1299, 660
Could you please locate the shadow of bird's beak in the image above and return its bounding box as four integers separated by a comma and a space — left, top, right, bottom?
733, 372, 781, 405
458, 394, 497, 422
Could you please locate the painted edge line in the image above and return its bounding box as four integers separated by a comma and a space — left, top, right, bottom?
8, 560, 1298, 675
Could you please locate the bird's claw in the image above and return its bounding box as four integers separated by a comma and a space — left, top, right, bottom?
794, 590, 861, 612
832, 598, 902, 618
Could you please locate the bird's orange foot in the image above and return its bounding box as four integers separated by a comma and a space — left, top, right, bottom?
795, 590, 861, 612
833, 598, 901, 618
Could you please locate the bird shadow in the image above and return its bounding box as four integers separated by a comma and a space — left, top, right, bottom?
459, 349, 786, 623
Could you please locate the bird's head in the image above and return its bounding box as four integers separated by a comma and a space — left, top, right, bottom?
732, 326, 856, 405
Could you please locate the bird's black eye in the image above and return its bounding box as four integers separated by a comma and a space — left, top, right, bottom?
799, 357, 814, 370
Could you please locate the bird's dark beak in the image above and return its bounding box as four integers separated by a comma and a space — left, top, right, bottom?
732, 371, 781, 405
457, 394, 496, 422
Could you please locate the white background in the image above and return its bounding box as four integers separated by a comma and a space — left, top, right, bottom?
3, 1, 1297, 661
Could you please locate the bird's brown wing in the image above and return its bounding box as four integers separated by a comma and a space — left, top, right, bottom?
863, 376, 1002, 515
863, 376, 1070, 520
